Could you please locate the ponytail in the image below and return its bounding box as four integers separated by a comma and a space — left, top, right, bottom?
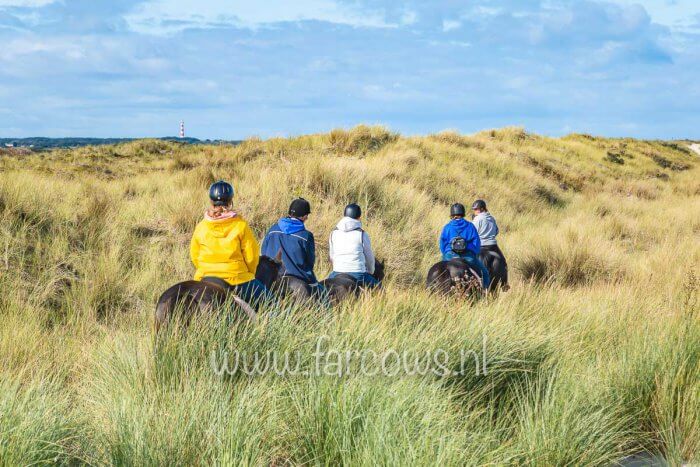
206, 202, 236, 220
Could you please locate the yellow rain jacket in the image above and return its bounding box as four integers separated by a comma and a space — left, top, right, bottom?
190, 214, 260, 285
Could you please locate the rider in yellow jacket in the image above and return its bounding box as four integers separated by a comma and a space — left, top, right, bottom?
190, 181, 266, 306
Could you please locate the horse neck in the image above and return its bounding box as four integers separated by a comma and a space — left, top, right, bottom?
371, 261, 384, 281
256, 257, 284, 288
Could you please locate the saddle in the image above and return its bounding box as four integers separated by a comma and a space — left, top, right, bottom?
200, 277, 258, 321
445, 258, 482, 281
201, 276, 232, 291
331, 273, 363, 285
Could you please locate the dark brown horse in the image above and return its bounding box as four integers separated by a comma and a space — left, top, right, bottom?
155, 254, 311, 332
256, 255, 318, 302
426, 258, 484, 298
155, 255, 287, 332
479, 245, 509, 291
320, 259, 385, 304
154, 279, 257, 333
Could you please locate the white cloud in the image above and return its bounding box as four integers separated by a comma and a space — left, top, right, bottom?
0, 0, 55, 6
469, 6, 503, 19
399, 9, 417, 26
161, 79, 218, 93
615, 0, 700, 31
442, 19, 460, 32
0, 37, 84, 60
124, 0, 390, 34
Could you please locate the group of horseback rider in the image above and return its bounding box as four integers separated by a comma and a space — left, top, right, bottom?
189, 181, 507, 307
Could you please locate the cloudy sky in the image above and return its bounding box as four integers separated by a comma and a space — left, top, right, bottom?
1, 0, 698, 139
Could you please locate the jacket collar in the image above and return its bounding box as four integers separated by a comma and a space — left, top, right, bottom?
278, 217, 306, 234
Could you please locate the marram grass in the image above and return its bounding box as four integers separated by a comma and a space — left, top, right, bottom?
0, 126, 698, 465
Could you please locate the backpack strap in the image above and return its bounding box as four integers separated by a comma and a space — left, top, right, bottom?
355, 228, 365, 247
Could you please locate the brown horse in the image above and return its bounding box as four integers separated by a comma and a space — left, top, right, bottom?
155, 254, 307, 332
255, 255, 317, 302
154, 279, 257, 333
320, 259, 385, 304
426, 258, 484, 298
479, 245, 509, 291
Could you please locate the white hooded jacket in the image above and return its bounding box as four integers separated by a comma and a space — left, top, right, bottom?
329, 217, 375, 274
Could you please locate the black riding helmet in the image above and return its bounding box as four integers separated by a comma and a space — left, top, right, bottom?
209, 181, 234, 206
289, 198, 311, 217
344, 203, 361, 219
471, 199, 487, 211
450, 203, 466, 217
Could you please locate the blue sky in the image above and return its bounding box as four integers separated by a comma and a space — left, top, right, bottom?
1, 0, 698, 139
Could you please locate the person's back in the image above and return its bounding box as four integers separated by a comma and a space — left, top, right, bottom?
190, 181, 267, 307
261, 198, 318, 284
471, 199, 499, 246
439, 203, 490, 289
471, 199, 508, 289
439, 217, 481, 257
473, 211, 499, 246
191, 211, 258, 285
328, 203, 379, 288
330, 217, 369, 272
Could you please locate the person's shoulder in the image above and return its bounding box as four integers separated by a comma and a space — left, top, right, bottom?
193, 218, 207, 231
239, 217, 258, 234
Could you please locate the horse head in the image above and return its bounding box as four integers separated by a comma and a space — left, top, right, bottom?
255, 253, 285, 289
372, 258, 385, 282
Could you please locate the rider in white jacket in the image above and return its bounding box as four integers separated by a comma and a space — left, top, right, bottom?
328, 204, 379, 287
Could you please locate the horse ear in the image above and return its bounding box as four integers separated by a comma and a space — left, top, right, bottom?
274, 249, 283, 263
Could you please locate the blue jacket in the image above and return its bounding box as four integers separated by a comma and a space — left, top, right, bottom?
261, 217, 317, 284
439, 218, 481, 256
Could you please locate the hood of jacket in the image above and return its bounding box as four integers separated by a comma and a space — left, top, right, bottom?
449, 217, 470, 229
277, 217, 306, 234
336, 216, 362, 232
201, 215, 240, 238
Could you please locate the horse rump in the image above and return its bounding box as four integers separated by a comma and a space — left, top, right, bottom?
154, 280, 256, 333
426, 259, 484, 298
273, 275, 313, 301
321, 273, 362, 304
479, 245, 509, 291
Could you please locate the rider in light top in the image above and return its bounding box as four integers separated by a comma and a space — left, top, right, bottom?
190, 181, 268, 307
439, 203, 490, 289
471, 199, 508, 287
327, 203, 379, 288
471, 199, 499, 246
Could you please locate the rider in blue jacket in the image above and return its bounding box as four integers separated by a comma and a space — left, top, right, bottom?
261, 198, 319, 285
439, 203, 490, 289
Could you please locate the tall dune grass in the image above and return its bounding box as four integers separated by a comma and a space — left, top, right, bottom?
0, 126, 698, 465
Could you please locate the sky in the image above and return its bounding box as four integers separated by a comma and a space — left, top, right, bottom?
1, 0, 699, 139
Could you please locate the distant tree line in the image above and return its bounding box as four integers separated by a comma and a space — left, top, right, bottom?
0, 137, 239, 150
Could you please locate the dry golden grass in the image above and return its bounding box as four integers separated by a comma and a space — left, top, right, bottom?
0, 126, 698, 465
